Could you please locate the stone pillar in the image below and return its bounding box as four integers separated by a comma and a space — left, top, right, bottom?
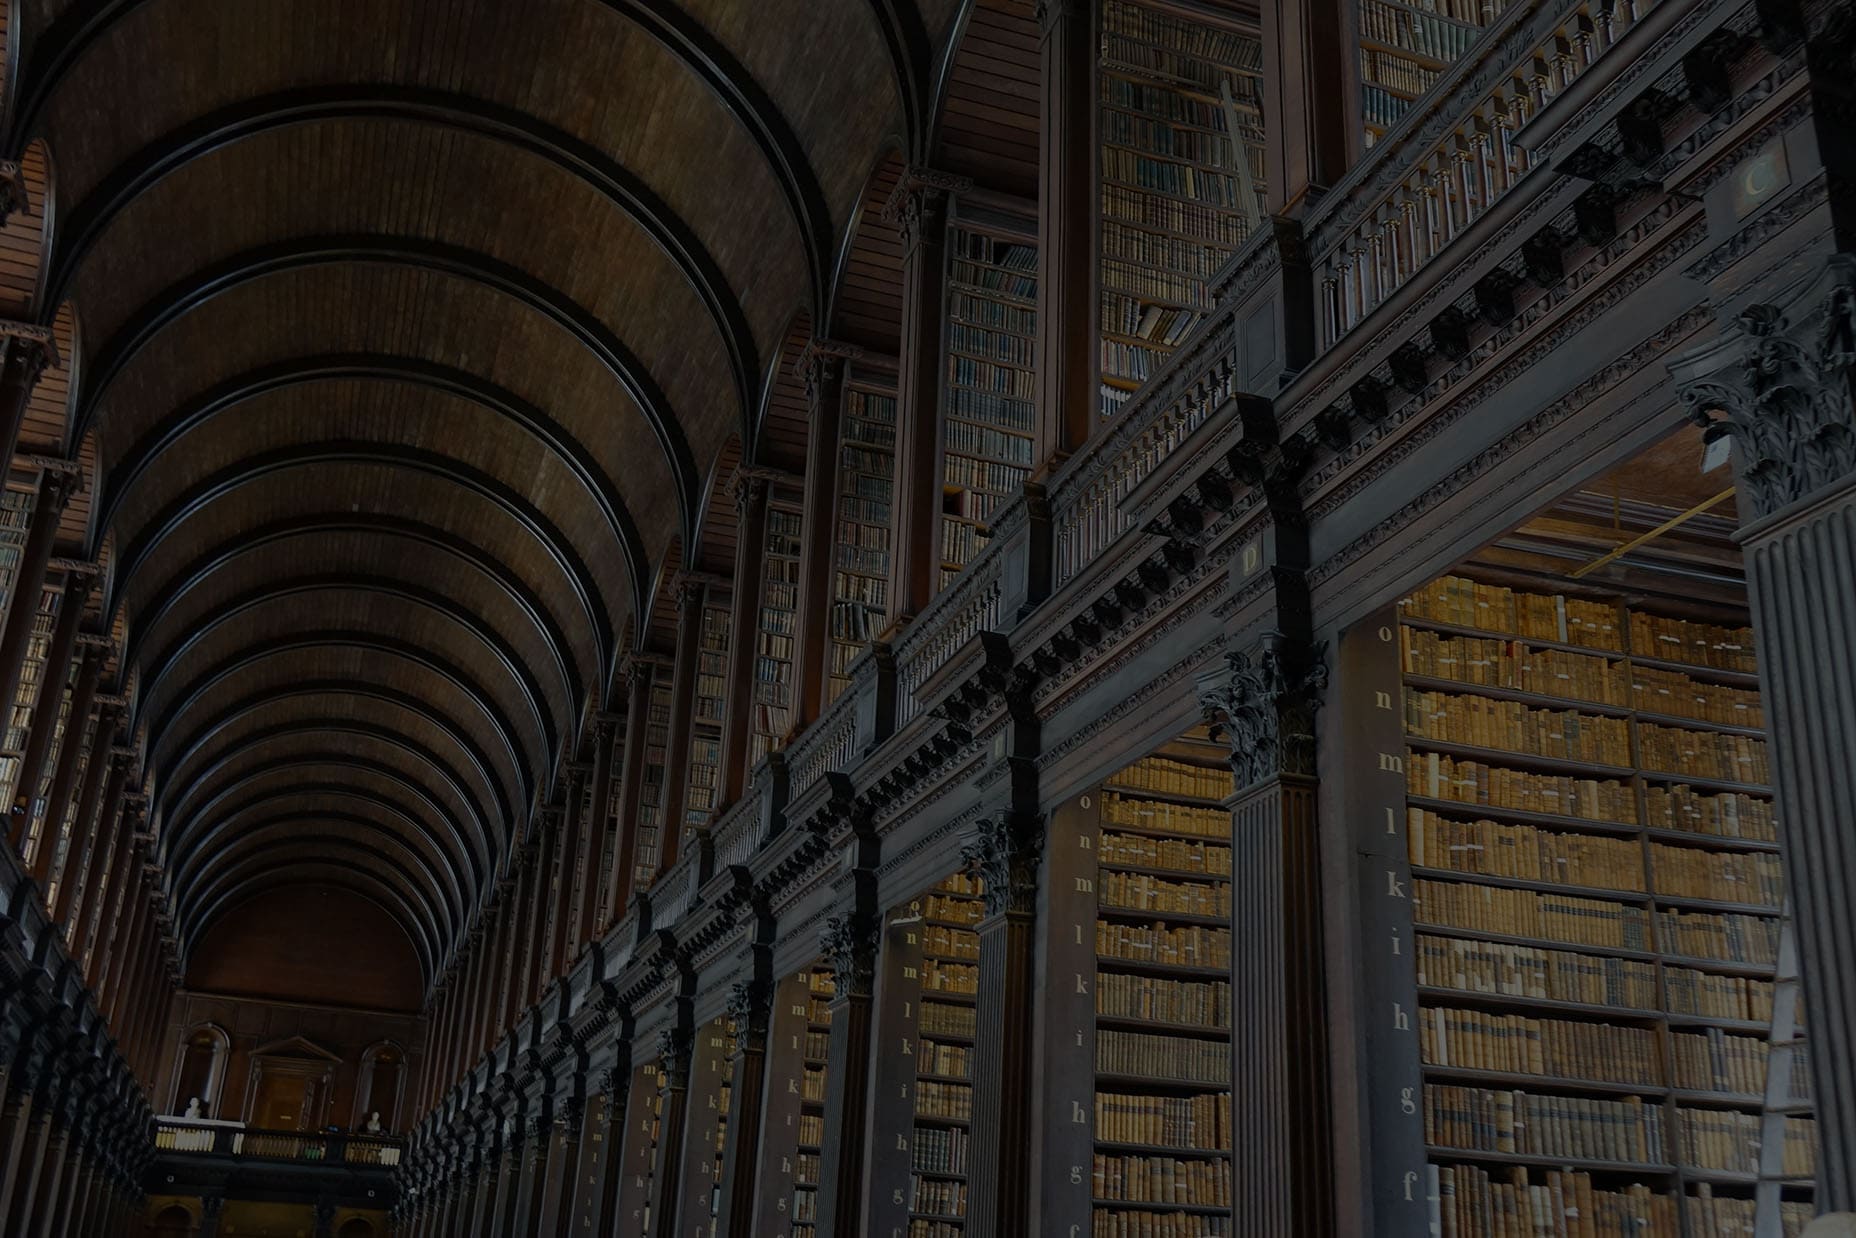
609, 662, 655, 917
646, 1029, 692, 1238
0, 473, 74, 743
672, 1017, 730, 1235
534, 1086, 580, 1235
1034, 0, 1096, 465
721, 473, 771, 803
565, 1065, 628, 1235
1198, 631, 1335, 1237
813, 904, 879, 1238
883, 170, 965, 624
657, 579, 707, 874
13, 568, 91, 857
1673, 255, 1856, 1208
791, 342, 852, 724
714, 976, 770, 1238
962, 811, 1044, 1236
0, 328, 53, 497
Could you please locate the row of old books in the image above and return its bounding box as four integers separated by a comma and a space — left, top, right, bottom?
1408, 809, 1644, 889
922, 960, 978, 995
948, 289, 1033, 336
1670, 1028, 1768, 1096
1102, 220, 1232, 277
908, 1220, 961, 1238
946, 385, 1033, 431
911, 1126, 969, 1174
1687, 1185, 1815, 1236
1100, 793, 1229, 837
924, 891, 982, 924
1100, 871, 1232, 918
1414, 933, 1659, 1008
1359, 0, 1480, 61
919, 925, 978, 961
1092, 1153, 1230, 1205
1099, 288, 1197, 349
1666, 969, 1773, 1023
1402, 577, 1623, 649
1100, 831, 1232, 875
1096, 1030, 1230, 1085
1420, 1006, 1659, 1084
1402, 628, 1630, 703
1107, 759, 1230, 801
920, 1001, 976, 1039
910, 1174, 967, 1217
915, 1081, 972, 1121
1628, 613, 1757, 674
1427, 1164, 1677, 1237
1096, 973, 1230, 1028
1409, 754, 1637, 823
1637, 723, 1769, 785
1414, 878, 1651, 951
1644, 785, 1775, 840
1088, 1212, 1231, 1237
1650, 844, 1782, 906
1094, 1091, 1230, 1151
1361, 45, 1439, 97
1425, 1087, 1666, 1163
1655, 910, 1778, 966
918, 1040, 970, 1076
1406, 691, 1631, 765
1631, 664, 1763, 728
1097, 920, 1232, 969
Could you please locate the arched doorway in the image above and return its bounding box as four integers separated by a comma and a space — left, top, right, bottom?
170, 1025, 230, 1117
353, 1042, 405, 1132
151, 1204, 193, 1237
337, 1220, 375, 1238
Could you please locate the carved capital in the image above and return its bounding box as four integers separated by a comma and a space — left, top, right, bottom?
960, 811, 1044, 916
881, 167, 970, 254
731, 468, 770, 516
1034, 0, 1085, 34
0, 163, 27, 227
819, 910, 880, 999
37, 467, 79, 513
1197, 635, 1329, 788
723, 979, 770, 1057
656, 1026, 693, 1091
0, 321, 57, 383
796, 338, 862, 410
1675, 255, 1856, 520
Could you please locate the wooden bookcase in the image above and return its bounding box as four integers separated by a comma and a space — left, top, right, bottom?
1356, 0, 1499, 143
38, 680, 91, 911
752, 497, 803, 765
634, 673, 674, 889
686, 589, 731, 831
829, 379, 899, 704
1354, 571, 1817, 1236
0, 487, 33, 621
751, 973, 816, 1237
592, 718, 627, 929
27, 653, 77, 894
1097, 0, 1263, 421
793, 967, 834, 1237
941, 216, 1036, 590
0, 581, 58, 824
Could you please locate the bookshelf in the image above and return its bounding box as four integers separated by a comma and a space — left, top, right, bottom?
1097, 0, 1264, 421
634, 673, 673, 889
829, 381, 898, 703
1356, 0, 1499, 144
637, 1066, 666, 1236
941, 220, 1036, 589
593, 719, 626, 930
31, 656, 79, 902
751, 499, 803, 765
0, 582, 57, 818
0, 488, 33, 627
913, 874, 981, 1235
1383, 572, 1816, 1236
794, 967, 833, 1238
685, 590, 731, 831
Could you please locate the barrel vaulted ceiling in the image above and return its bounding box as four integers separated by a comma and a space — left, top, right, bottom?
0, 0, 1000, 985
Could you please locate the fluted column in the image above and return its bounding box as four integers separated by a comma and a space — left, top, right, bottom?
884, 170, 966, 623
1673, 255, 1856, 1208
37, 647, 100, 915
63, 747, 128, 961
715, 976, 770, 1238
550, 767, 587, 974
721, 473, 772, 804
814, 903, 880, 1238
647, 1029, 692, 1238
565, 1066, 629, 1235
535, 1086, 580, 1235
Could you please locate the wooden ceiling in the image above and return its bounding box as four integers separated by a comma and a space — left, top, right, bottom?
0, 0, 994, 981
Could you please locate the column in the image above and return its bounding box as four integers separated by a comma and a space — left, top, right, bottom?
607, 662, 653, 919
313, 1199, 336, 1238
36, 646, 100, 910
13, 568, 90, 856
464, 1134, 499, 1238
487, 1118, 525, 1238
576, 714, 617, 944
5, 1096, 54, 1234
714, 977, 770, 1238
1198, 630, 1335, 1236
813, 905, 879, 1238
509, 1102, 553, 1237
0, 328, 55, 496
0, 1062, 36, 1226
1673, 254, 1856, 1208
565, 1067, 629, 1235
534, 1087, 580, 1235
522, 820, 553, 1009
962, 810, 1044, 1235
791, 342, 850, 724
198, 1194, 225, 1238
610, 1059, 660, 1232
27, 1117, 69, 1238
883, 170, 965, 624
672, 1020, 729, 1234
549, 769, 586, 975
719, 473, 770, 804
0, 473, 75, 744
656, 580, 706, 874
646, 1029, 692, 1238
1034, 0, 1096, 466
63, 748, 127, 959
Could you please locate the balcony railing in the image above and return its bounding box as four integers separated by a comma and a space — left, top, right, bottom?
154, 1118, 403, 1167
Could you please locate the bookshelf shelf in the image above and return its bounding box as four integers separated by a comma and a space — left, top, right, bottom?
1091, 1199, 1231, 1215
1094, 1141, 1232, 1160
1095, 957, 1230, 981
1099, 784, 1228, 811
1391, 572, 1810, 1235
1092, 1013, 1230, 1040
1097, 860, 1233, 883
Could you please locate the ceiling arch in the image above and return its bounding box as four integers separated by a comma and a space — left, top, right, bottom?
185, 861, 441, 978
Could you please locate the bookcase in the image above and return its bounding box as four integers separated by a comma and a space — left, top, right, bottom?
0, 582, 57, 817
829, 380, 899, 703
1097, 0, 1264, 421
1356, 0, 1499, 143
941, 217, 1036, 589
592, 718, 626, 930
635, 1068, 666, 1236
1363, 571, 1816, 1236
685, 590, 731, 831
634, 673, 673, 889
752, 497, 803, 765
30, 656, 79, 902
751, 971, 825, 1237
793, 967, 834, 1237
0, 488, 33, 626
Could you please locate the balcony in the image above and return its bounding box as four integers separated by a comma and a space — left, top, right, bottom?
150, 1118, 401, 1210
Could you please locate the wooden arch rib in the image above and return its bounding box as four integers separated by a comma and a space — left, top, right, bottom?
862, 0, 934, 160
7, 0, 837, 317
76, 233, 694, 562
122, 517, 580, 751
111, 442, 612, 685
43, 88, 759, 435
95, 354, 651, 616
181, 824, 457, 948
167, 784, 475, 931
185, 862, 439, 980
140, 579, 542, 799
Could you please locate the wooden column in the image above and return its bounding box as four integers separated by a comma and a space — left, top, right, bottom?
28, 1122, 69, 1238
565, 1064, 629, 1236
522, 820, 553, 1009
646, 1029, 692, 1238
0, 473, 74, 749
1034, 0, 1097, 466
813, 903, 880, 1238
609, 1058, 660, 1233
714, 976, 770, 1238
883, 170, 965, 624
86, 836, 140, 1001
746, 976, 811, 1237
672, 1019, 729, 1235
791, 343, 851, 725
550, 768, 587, 975
4, 1100, 53, 1234
962, 810, 1044, 1236
509, 1101, 553, 1237
0, 1064, 37, 1228
860, 911, 925, 1236
1198, 631, 1334, 1237
13, 569, 90, 857
577, 714, 617, 943
0, 329, 54, 496
720, 474, 771, 806
35, 646, 100, 904
656, 580, 706, 875
464, 1135, 499, 1238
1260, 0, 1358, 214
1674, 256, 1856, 1208
608, 663, 654, 918
535, 1085, 581, 1236
500, 861, 532, 1032
57, 734, 123, 949
487, 1118, 526, 1238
